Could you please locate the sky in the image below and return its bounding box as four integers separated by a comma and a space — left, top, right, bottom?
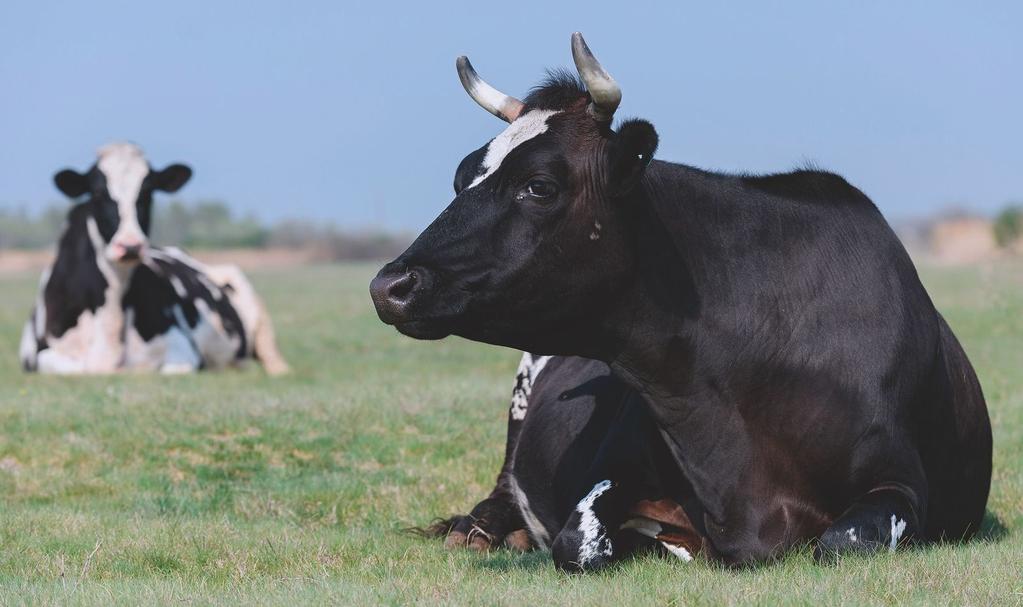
1, 1, 1020, 232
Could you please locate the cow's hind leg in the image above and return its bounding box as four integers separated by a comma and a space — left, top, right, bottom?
815, 484, 921, 561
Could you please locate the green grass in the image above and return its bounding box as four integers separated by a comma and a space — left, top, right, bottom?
0, 261, 1020, 605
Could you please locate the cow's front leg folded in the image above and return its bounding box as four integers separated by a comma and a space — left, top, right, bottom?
551, 479, 635, 572
435, 494, 531, 552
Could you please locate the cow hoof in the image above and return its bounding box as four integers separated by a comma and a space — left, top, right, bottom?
504, 529, 531, 552
443, 530, 469, 550
437, 516, 500, 551
467, 534, 492, 551
815, 526, 885, 562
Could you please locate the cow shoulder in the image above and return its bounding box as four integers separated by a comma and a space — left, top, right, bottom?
43, 205, 109, 338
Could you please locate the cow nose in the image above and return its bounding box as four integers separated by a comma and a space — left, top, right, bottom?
370, 266, 421, 324
120, 244, 143, 261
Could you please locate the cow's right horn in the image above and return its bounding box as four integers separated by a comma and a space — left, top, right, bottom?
456, 56, 525, 123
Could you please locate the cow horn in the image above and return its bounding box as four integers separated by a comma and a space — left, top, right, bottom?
456, 56, 525, 123
571, 32, 622, 123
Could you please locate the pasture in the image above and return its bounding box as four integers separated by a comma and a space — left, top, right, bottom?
0, 261, 1020, 605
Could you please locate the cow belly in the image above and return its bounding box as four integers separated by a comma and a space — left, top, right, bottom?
123, 325, 199, 372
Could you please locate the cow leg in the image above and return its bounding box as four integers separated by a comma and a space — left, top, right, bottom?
158, 327, 201, 374
551, 477, 646, 571
816, 483, 921, 561
436, 353, 548, 551
439, 483, 530, 552
549, 394, 677, 572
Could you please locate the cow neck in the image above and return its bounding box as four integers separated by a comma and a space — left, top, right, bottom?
601, 161, 709, 392
598, 161, 750, 523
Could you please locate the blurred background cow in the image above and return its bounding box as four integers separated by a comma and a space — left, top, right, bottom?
19, 143, 288, 375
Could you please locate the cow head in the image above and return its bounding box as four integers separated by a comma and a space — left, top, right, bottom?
371, 33, 658, 354
53, 142, 192, 266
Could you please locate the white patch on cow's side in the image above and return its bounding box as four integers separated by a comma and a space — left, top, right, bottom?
202, 263, 261, 353
467, 109, 560, 190
590, 220, 602, 241
889, 515, 907, 551
169, 275, 187, 298
660, 542, 693, 562
509, 353, 552, 421
576, 480, 614, 567
197, 274, 223, 300
189, 299, 242, 369
96, 142, 150, 259
154, 248, 261, 357
508, 474, 550, 550
846, 527, 858, 543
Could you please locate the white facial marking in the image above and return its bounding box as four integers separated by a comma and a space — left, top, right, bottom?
889, 515, 907, 551
661, 542, 693, 562
846, 527, 858, 543
96, 142, 150, 259
508, 474, 550, 549
576, 480, 614, 567
510, 353, 552, 420
468, 109, 560, 190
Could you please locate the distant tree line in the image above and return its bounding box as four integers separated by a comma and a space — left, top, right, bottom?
0, 200, 411, 261
993, 204, 1022, 248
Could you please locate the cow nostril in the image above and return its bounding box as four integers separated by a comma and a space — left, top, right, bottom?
388, 271, 418, 300
120, 245, 143, 261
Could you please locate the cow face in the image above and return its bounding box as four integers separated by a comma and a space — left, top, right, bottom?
54, 143, 191, 266
371, 35, 658, 354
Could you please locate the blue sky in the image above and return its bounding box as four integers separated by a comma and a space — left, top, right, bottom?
1, 1, 1020, 231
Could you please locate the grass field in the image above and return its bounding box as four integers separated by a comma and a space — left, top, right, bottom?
0, 261, 1020, 605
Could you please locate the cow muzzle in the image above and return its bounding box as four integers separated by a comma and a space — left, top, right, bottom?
108, 239, 147, 264
370, 265, 420, 325
370, 263, 456, 340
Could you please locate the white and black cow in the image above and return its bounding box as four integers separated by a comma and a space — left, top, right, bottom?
430, 353, 708, 564
20, 142, 289, 375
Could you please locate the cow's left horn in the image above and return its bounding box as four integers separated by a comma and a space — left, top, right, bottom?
456, 56, 525, 123
571, 32, 621, 123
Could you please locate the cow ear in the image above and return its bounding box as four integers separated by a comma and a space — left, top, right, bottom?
53, 169, 89, 199
608, 119, 658, 195
152, 163, 192, 193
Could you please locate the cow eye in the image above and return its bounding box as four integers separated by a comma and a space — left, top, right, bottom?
518, 179, 558, 201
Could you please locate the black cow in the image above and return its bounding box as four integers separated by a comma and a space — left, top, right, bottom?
371, 34, 992, 569
20, 142, 289, 375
